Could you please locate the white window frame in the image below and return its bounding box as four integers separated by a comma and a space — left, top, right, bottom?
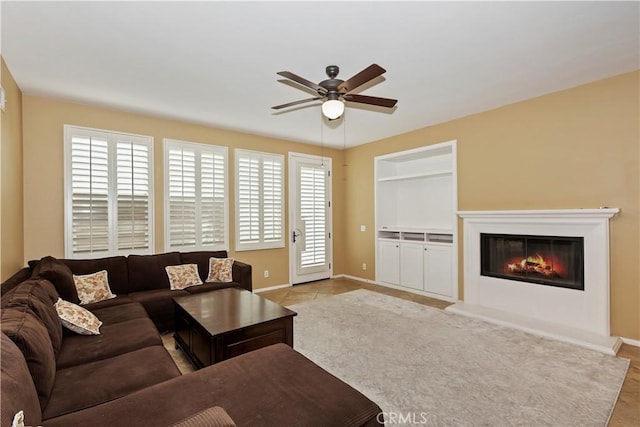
163, 139, 229, 252
63, 125, 154, 258
235, 149, 285, 251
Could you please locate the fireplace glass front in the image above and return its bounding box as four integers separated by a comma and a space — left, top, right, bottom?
480, 233, 584, 290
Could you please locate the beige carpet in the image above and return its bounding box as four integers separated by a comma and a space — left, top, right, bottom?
289, 290, 629, 426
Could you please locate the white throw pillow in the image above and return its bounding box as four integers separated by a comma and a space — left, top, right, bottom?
206, 258, 234, 283
54, 298, 102, 335
73, 270, 116, 305
166, 264, 203, 290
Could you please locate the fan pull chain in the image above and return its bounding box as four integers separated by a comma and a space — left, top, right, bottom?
320, 112, 325, 167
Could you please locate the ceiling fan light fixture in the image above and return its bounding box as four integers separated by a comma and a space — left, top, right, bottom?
322, 99, 344, 120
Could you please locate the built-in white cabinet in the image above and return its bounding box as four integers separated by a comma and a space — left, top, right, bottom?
377, 240, 400, 285
423, 244, 453, 296
400, 242, 424, 290
375, 141, 457, 300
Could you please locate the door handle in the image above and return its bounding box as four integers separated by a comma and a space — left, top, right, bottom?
292, 230, 301, 243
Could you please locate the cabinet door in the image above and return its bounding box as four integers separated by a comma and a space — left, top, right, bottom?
424, 244, 452, 296
400, 242, 424, 290
378, 240, 400, 285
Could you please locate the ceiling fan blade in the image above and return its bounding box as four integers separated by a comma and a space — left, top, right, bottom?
344, 94, 397, 108
272, 97, 324, 110
337, 64, 386, 93
277, 71, 328, 95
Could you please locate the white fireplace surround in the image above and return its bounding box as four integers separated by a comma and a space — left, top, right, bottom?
447, 209, 621, 354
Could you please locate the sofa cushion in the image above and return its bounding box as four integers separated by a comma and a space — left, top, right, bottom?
180, 251, 228, 282
166, 264, 203, 290
42, 344, 383, 427
185, 282, 240, 294
4, 280, 63, 356
1, 307, 56, 410
206, 258, 234, 283
73, 270, 116, 305
43, 346, 181, 420
170, 406, 236, 427
55, 298, 102, 335
129, 288, 189, 331
59, 256, 129, 295
128, 252, 181, 292
31, 256, 79, 304
0, 267, 32, 297
82, 294, 134, 311
1, 332, 42, 427
90, 302, 149, 326
56, 317, 162, 369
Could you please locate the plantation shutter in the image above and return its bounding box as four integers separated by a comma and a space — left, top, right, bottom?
235, 150, 284, 251
165, 140, 227, 251
298, 164, 327, 268
237, 155, 261, 245
262, 157, 283, 242
65, 126, 153, 258
69, 134, 110, 255
116, 140, 151, 251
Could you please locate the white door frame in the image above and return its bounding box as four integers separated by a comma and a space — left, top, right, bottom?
288, 152, 333, 285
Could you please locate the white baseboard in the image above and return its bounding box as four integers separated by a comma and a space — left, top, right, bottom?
254, 283, 291, 293
621, 337, 640, 347
335, 274, 378, 285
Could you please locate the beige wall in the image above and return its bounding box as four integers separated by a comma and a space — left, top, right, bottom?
344, 71, 640, 340
21, 95, 345, 289
17, 71, 640, 339
1, 58, 24, 281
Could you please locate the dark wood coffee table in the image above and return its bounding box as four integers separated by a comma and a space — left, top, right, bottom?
173, 287, 297, 369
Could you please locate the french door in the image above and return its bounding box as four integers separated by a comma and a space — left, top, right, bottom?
288, 153, 332, 284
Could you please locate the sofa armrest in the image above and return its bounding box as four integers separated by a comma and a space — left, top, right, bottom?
169, 406, 236, 427
232, 261, 252, 292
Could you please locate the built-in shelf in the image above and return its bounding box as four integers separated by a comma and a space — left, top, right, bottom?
378, 229, 453, 244
375, 140, 458, 301
377, 170, 452, 182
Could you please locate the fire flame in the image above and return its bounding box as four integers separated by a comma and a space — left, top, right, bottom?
505, 253, 558, 278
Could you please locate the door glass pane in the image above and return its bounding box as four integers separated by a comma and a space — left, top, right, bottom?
299, 164, 326, 268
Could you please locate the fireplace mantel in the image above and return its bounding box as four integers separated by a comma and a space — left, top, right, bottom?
448, 208, 622, 354
457, 208, 619, 221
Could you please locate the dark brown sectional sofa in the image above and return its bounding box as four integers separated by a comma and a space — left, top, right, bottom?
0, 251, 383, 427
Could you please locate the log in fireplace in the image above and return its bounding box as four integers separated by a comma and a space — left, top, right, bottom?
480, 233, 584, 290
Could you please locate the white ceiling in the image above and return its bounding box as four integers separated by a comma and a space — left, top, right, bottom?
2, 1, 638, 148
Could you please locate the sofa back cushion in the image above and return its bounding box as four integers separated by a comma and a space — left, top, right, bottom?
127, 252, 182, 292
60, 256, 129, 295
1, 267, 32, 297
31, 256, 79, 304
3, 280, 63, 357
180, 251, 228, 283
1, 332, 42, 427
1, 307, 56, 409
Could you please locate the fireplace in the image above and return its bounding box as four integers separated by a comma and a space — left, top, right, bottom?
450, 209, 621, 354
480, 233, 584, 290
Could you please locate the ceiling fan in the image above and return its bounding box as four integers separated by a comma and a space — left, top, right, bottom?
272, 64, 397, 120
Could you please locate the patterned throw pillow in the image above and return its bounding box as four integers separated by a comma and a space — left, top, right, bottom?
206, 258, 234, 283
165, 264, 203, 290
54, 298, 102, 335
73, 270, 116, 305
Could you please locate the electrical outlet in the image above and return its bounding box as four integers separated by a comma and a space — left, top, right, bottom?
362, 263, 367, 270
263, 270, 269, 278
360, 224, 366, 232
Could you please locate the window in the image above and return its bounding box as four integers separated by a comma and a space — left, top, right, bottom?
64, 125, 153, 258
164, 139, 228, 251
235, 149, 284, 251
